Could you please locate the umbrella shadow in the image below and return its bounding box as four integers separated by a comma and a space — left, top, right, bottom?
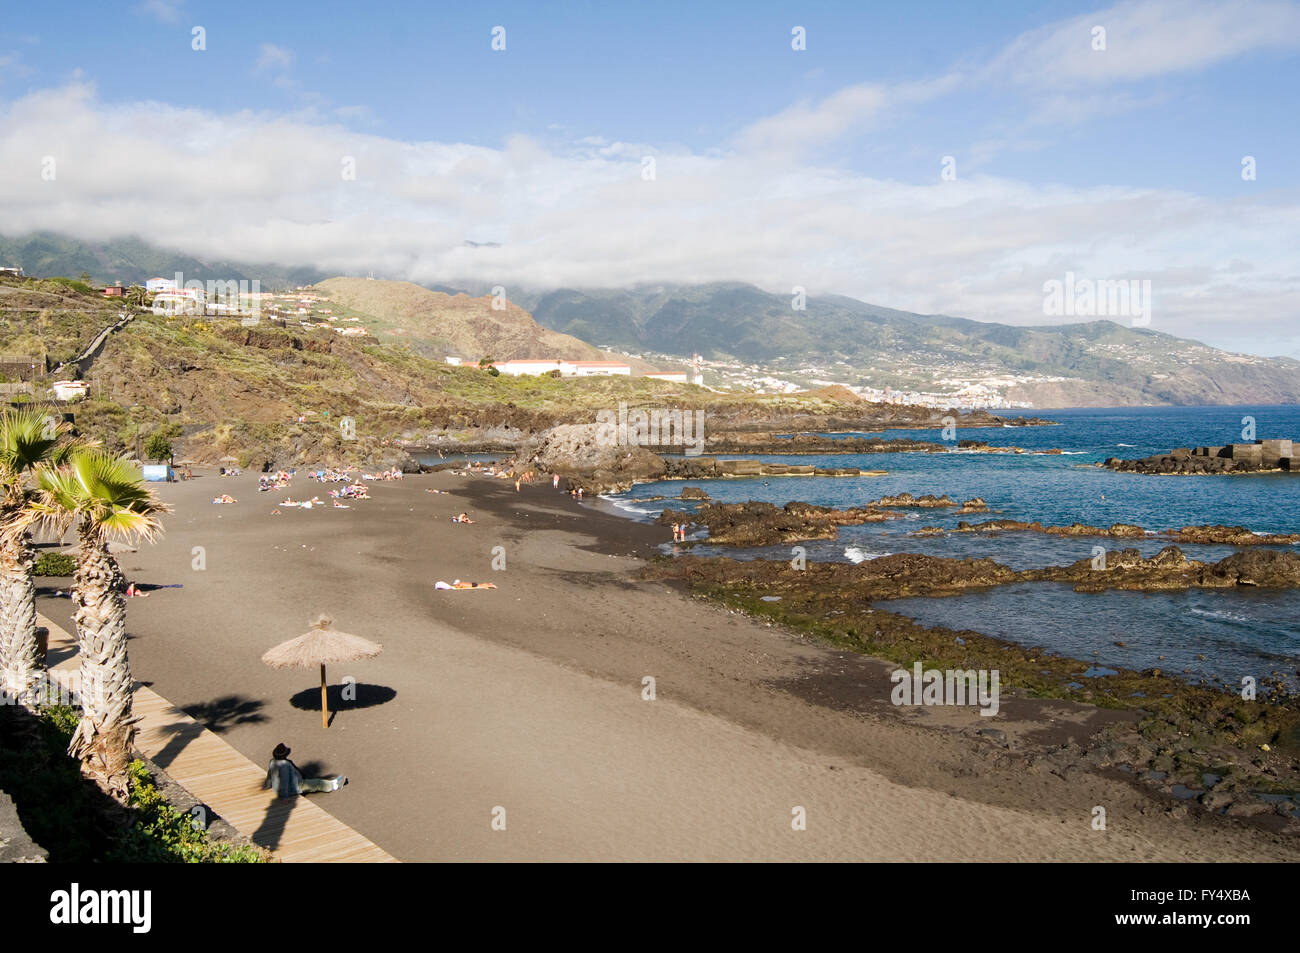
288, 683, 396, 726
150, 695, 268, 770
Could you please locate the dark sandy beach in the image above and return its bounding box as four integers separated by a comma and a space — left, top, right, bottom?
36, 467, 1297, 861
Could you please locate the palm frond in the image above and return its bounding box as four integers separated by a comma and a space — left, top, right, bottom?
0, 408, 69, 480
30, 450, 171, 546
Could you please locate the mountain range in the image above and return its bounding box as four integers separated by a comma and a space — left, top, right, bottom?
512, 283, 1300, 407
5, 232, 1299, 407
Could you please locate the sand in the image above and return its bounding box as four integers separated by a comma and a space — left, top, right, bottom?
35, 467, 1297, 861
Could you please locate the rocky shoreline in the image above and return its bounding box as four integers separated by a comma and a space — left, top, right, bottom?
924, 519, 1300, 547
658, 497, 989, 546
1106, 438, 1299, 474
642, 551, 1300, 820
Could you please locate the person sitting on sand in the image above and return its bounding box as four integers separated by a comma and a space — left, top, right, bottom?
264, 743, 347, 798
125, 582, 149, 598
433, 579, 497, 590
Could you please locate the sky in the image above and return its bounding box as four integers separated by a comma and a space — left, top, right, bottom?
1, 0, 1298, 357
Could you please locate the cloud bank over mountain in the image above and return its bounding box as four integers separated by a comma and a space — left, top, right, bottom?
2, 0, 1298, 357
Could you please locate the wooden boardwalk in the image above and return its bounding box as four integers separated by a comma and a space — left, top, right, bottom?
40, 613, 397, 863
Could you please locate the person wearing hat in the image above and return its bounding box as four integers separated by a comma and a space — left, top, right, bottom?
265, 743, 348, 798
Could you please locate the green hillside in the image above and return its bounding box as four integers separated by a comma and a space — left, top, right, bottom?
0, 232, 326, 290
517, 282, 1300, 406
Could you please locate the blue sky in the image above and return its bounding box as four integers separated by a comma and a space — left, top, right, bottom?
2, 0, 1299, 356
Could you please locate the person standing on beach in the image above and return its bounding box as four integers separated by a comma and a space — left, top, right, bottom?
553, 473, 560, 489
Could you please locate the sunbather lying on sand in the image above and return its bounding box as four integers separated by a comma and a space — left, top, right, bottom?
433, 579, 497, 590
450, 513, 474, 523
211, 494, 237, 504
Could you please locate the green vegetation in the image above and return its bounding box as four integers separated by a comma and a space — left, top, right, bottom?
144, 430, 173, 461
0, 704, 265, 862
121, 760, 266, 863
33, 551, 76, 576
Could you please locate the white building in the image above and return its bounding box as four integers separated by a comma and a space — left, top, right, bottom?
51, 380, 89, 401
151, 289, 206, 315
145, 277, 177, 294
492, 359, 564, 376
445, 356, 463, 366
491, 358, 632, 377
643, 371, 688, 383
560, 360, 631, 377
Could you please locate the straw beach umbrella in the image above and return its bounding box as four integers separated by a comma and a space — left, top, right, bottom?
261, 615, 383, 728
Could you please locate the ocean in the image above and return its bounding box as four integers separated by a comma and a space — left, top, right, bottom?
605, 405, 1300, 686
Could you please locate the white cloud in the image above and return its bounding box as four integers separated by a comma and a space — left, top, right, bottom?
985, 0, 1300, 88
254, 43, 294, 74
135, 0, 183, 24
1, 82, 1296, 355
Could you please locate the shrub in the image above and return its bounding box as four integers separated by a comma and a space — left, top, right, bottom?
33, 552, 76, 576
0, 705, 266, 863
144, 431, 173, 461
118, 761, 267, 863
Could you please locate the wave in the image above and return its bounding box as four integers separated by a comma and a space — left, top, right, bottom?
1115, 443, 1136, 448
1189, 606, 1252, 624
602, 495, 661, 519
845, 547, 891, 563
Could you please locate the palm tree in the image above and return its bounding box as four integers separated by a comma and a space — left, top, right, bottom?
29, 450, 169, 798
0, 409, 78, 707
124, 285, 148, 309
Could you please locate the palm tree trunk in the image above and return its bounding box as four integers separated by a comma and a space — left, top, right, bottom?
68, 524, 135, 799
0, 532, 41, 708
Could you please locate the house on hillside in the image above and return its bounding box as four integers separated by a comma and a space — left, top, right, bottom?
492, 359, 565, 376
146, 277, 177, 294
643, 371, 688, 383
492, 358, 632, 377
561, 360, 631, 377
102, 284, 125, 297
51, 380, 90, 401
0, 266, 24, 279
151, 289, 205, 315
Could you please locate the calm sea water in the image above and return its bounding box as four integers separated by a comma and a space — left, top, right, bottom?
606, 406, 1300, 684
